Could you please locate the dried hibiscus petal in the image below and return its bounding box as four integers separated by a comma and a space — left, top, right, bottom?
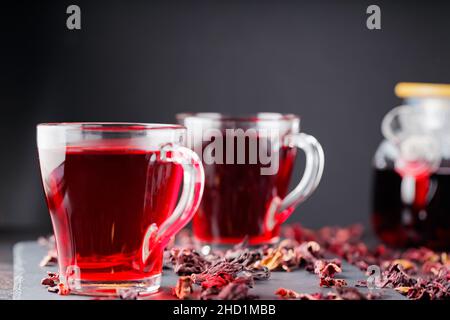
366, 291, 382, 300
39, 249, 58, 267
422, 261, 443, 275
298, 241, 322, 261
281, 251, 301, 272
233, 275, 255, 288
384, 259, 416, 273
41, 271, 59, 287
335, 287, 368, 300
47, 286, 59, 294
394, 286, 411, 294
403, 247, 439, 264
259, 249, 283, 271
245, 266, 271, 280
275, 288, 301, 299
382, 264, 417, 288
319, 276, 347, 287
225, 247, 263, 267
38, 235, 58, 267
52, 283, 70, 296
282, 223, 317, 243
37, 223, 450, 301
217, 282, 255, 300
173, 276, 194, 300
334, 287, 360, 300
205, 260, 244, 277
200, 287, 221, 300
314, 261, 342, 278
199, 272, 234, 289
407, 287, 431, 300
276, 288, 340, 300
41, 270, 69, 295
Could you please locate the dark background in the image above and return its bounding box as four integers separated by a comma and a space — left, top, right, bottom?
1, 0, 450, 233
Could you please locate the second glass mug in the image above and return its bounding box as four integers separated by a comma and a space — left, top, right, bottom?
177, 113, 325, 245
37, 123, 204, 296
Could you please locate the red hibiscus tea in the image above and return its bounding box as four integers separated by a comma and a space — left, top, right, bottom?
178, 113, 324, 245
372, 167, 450, 250
194, 138, 297, 244
43, 148, 182, 282
38, 123, 204, 295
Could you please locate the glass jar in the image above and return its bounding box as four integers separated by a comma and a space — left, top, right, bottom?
372, 83, 450, 250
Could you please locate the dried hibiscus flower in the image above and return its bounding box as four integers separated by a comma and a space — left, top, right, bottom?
276, 286, 380, 301
225, 244, 263, 268
40, 223, 450, 301
170, 248, 210, 275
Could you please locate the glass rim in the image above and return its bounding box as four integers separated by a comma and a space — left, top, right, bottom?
176, 112, 299, 123
37, 122, 186, 132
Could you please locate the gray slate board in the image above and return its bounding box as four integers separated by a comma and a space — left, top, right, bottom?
13, 241, 405, 300
0, 263, 13, 300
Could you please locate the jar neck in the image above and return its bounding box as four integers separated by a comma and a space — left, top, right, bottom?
406, 97, 450, 109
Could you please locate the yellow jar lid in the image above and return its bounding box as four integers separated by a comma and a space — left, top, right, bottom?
395, 82, 450, 98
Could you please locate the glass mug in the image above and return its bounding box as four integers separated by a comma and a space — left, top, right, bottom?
177, 113, 324, 245
37, 123, 204, 296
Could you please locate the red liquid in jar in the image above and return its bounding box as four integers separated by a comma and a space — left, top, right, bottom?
41, 147, 183, 282
193, 135, 297, 244
372, 168, 450, 250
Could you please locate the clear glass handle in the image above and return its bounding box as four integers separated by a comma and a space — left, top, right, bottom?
141, 143, 204, 266
275, 133, 324, 224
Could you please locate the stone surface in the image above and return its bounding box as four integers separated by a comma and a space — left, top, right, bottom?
13, 241, 406, 300
0, 263, 13, 300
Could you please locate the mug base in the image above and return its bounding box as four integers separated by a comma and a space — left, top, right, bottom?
67, 274, 161, 297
